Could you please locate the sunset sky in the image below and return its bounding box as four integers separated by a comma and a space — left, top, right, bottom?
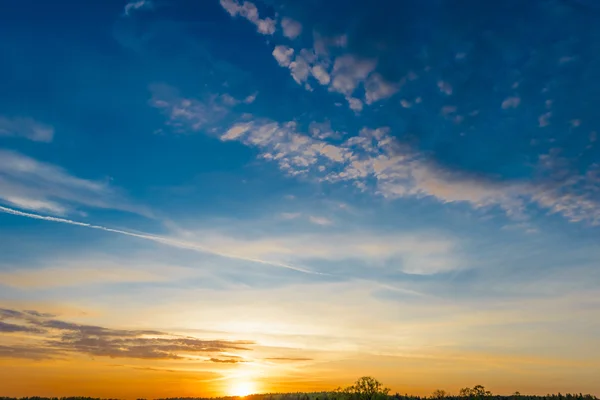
1, 0, 600, 398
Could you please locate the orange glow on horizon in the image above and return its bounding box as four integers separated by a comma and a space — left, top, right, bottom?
228, 381, 258, 397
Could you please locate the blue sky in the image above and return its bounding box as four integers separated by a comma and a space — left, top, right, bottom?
1, 0, 600, 397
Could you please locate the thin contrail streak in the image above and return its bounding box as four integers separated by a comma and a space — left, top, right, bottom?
0, 205, 321, 275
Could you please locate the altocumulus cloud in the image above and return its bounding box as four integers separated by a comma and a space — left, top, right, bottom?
220, 0, 276, 35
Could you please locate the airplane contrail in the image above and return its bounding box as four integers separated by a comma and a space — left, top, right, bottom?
0, 205, 322, 275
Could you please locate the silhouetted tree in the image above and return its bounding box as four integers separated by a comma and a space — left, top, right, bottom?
432, 390, 448, 399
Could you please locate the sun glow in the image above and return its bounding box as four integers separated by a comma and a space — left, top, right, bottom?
229, 380, 256, 397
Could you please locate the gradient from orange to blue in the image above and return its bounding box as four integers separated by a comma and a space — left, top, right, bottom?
1, 0, 600, 398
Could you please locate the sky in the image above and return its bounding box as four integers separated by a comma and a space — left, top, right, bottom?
1, 0, 600, 398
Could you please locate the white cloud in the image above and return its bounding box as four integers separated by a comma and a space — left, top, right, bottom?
364, 73, 401, 104
309, 216, 333, 226
0, 263, 172, 289
256, 18, 276, 35
0, 196, 66, 215
279, 212, 301, 220
220, 93, 239, 106
281, 17, 302, 39
273, 45, 336, 92
272, 45, 294, 67
329, 55, 376, 96
124, 0, 152, 16
0, 150, 147, 217
347, 97, 363, 112
149, 83, 232, 133
0, 205, 318, 275
539, 112, 552, 127
309, 121, 342, 140
244, 92, 258, 104
218, 120, 353, 177
171, 228, 462, 275
441, 105, 457, 116
215, 117, 600, 225
289, 55, 311, 84
400, 99, 412, 108
437, 80, 453, 95
220, 0, 276, 35
0, 116, 54, 142
502, 96, 521, 109
311, 64, 331, 85
313, 33, 348, 56
222, 123, 251, 141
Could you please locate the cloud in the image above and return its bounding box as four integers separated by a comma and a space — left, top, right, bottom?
0, 149, 147, 216
0, 264, 175, 289
272, 45, 294, 67
209, 357, 244, 363
0, 321, 43, 333
347, 97, 363, 112
220, 0, 275, 35
539, 112, 552, 127
149, 84, 233, 134
311, 64, 330, 85
244, 92, 258, 104
0, 205, 320, 275
123, 0, 152, 16
215, 116, 600, 226
272, 45, 336, 95
501, 96, 521, 109
174, 228, 462, 275
271, 40, 383, 110
281, 17, 302, 39
289, 55, 311, 84
0, 116, 54, 142
0, 345, 60, 360
279, 212, 301, 220
309, 216, 333, 226
364, 73, 401, 104
313, 33, 348, 56
219, 120, 353, 177
0, 308, 255, 360
437, 80, 453, 95
308, 121, 341, 140
329, 55, 376, 97
265, 357, 313, 362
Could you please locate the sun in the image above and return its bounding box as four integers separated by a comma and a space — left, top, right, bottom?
229, 380, 256, 397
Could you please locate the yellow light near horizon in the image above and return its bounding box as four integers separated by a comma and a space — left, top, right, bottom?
229, 380, 256, 397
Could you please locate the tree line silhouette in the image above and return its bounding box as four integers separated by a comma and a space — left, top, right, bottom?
2, 377, 598, 400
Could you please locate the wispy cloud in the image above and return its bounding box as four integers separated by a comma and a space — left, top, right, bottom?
209, 357, 245, 363
171, 227, 462, 275
0, 321, 43, 333
220, 0, 276, 35
0, 116, 54, 142
149, 84, 235, 134
0, 205, 320, 275
123, 0, 152, 16
0, 308, 254, 360
0, 149, 148, 216
309, 216, 333, 226
265, 357, 313, 362
0, 263, 178, 289
0, 204, 463, 276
